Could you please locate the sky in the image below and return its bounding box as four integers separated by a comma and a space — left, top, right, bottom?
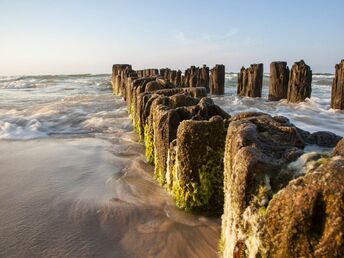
0, 0, 343, 75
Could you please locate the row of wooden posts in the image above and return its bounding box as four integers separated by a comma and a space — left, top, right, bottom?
113, 60, 344, 110
110, 63, 344, 257
238, 60, 313, 104
240, 59, 343, 109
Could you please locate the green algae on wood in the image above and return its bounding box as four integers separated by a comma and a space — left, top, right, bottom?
144, 124, 154, 164
170, 150, 224, 213
166, 116, 226, 214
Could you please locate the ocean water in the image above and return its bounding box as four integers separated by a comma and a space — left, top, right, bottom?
0, 73, 342, 257
0, 74, 220, 258
212, 73, 344, 136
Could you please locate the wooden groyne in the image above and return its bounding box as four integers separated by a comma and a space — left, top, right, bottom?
236, 59, 344, 109
111, 62, 344, 257
112, 63, 230, 214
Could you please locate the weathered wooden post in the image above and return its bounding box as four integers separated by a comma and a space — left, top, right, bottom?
170, 70, 177, 85
237, 64, 263, 97
246, 64, 263, 97
287, 60, 312, 103
199, 65, 210, 93
331, 60, 344, 110
160, 68, 166, 78
183, 68, 189, 87
237, 67, 247, 96
164, 68, 171, 81
176, 70, 182, 86
210, 64, 225, 95
111, 64, 132, 95
269, 62, 289, 101
189, 66, 198, 87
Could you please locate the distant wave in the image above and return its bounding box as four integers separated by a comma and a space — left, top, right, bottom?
0, 74, 112, 89
312, 74, 334, 79
313, 79, 332, 86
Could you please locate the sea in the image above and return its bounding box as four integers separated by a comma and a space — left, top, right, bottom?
0, 73, 342, 257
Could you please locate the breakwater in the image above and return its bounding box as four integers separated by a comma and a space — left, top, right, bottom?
111, 62, 344, 257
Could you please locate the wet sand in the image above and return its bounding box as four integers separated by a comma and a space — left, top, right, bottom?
0, 138, 220, 258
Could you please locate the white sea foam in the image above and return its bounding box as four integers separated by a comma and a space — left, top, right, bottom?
225, 73, 238, 80
312, 74, 334, 79
0, 120, 47, 139
214, 75, 344, 136
0, 74, 343, 140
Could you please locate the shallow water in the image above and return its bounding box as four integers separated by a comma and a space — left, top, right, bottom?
212, 73, 344, 136
0, 73, 342, 257
0, 75, 220, 258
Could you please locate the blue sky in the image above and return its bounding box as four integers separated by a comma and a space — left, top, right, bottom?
0, 0, 343, 75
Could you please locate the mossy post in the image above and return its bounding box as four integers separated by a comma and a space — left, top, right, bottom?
166, 116, 226, 214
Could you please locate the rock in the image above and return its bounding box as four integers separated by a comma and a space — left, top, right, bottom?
287, 60, 312, 103
331, 60, 344, 110
221, 112, 307, 258
263, 156, 344, 257
237, 64, 263, 97
166, 116, 227, 214
307, 131, 342, 147
221, 111, 344, 258
269, 61, 289, 101
333, 138, 344, 156
210, 64, 225, 95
